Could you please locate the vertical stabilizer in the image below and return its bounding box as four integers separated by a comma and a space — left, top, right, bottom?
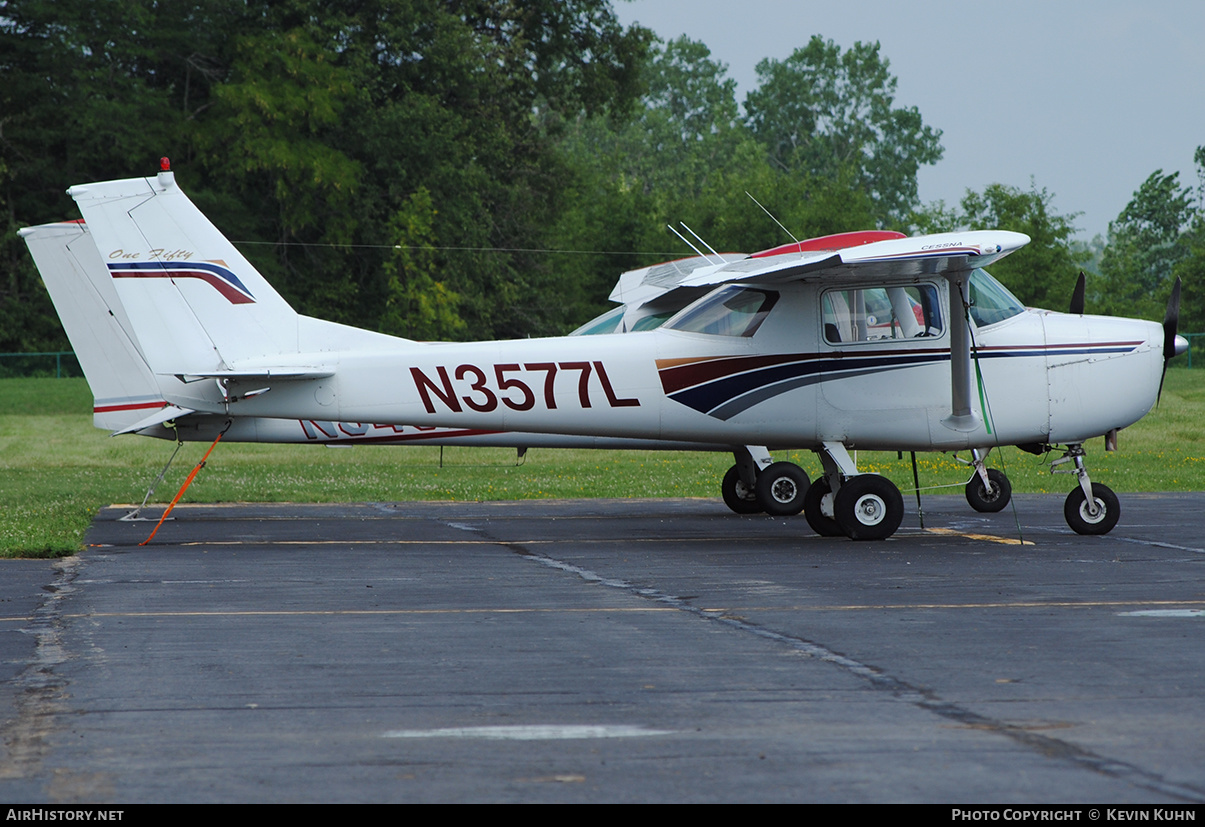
19, 221, 215, 430
68, 170, 302, 376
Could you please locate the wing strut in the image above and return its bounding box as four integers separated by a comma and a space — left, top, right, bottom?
942, 272, 981, 432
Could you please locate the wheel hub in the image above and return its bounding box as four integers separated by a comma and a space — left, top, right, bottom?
854, 494, 886, 525
770, 479, 797, 503
1079, 498, 1106, 523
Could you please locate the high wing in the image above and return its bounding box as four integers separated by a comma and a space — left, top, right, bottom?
679, 231, 1030, 289
607, 254, 743, 307
604, 231, 918, 329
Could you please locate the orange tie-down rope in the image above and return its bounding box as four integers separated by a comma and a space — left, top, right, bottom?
140, 429, 225, 546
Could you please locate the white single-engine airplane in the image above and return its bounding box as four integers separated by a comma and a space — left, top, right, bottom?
47, 163, 1187, 539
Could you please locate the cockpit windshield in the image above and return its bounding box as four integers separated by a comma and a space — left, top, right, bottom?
968, 268, 1025, 327
664, 286, 779, 337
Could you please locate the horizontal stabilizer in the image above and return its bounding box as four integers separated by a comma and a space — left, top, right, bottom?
172, 366, 334, 383
110, 404, 196, 436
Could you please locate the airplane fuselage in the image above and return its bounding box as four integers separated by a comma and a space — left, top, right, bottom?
200, 278, 1164, 453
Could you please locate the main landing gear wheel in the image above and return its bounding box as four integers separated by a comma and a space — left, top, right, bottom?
755, 462, 809, 516
802, 479, 843, 537
1064, 483, 1120, 535
721, 465, 762, 514
834, 475, 905, 541
966, 468, 1012, 513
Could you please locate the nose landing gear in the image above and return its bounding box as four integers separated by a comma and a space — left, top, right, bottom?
1052, 444, 1119, 535
961, 448, 1012, 513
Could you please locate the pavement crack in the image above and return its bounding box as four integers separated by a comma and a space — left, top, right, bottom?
508, 542, 1205, 803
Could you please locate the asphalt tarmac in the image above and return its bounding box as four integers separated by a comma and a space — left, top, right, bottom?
1, 493, 1203, 803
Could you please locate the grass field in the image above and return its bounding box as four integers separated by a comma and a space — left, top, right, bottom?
3, 371, 1204, 557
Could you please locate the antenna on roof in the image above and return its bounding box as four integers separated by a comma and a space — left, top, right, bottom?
680, 223, 721, 258
666, 223, 719, 264
746, 192, 801, 253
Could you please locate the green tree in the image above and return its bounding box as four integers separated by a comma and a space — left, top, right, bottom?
744, 36, 943, 225
1098, 170, 1196, 320
908, 182, 1084, 310
555, 35, 881, 327
0, 0, 653, 348
958, 182, 1084, 310
378, 187, 467, 341
0, 0, 238, 351
1165, 147, 1205, 344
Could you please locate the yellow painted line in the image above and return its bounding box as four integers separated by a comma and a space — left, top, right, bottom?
925, 527, 1032, 545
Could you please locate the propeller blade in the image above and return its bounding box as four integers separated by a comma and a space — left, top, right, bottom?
1158, 276, 1183, 403
1163, 276, 1182, 361
1069, 271, 1085, 315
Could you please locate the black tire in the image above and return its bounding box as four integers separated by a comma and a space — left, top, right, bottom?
721, 465, 762, 514
833, 475, 904, 541
965, 468, 1012, 513
755, 462, 810, 516
803, 478, 843, 537
1064, 483, 1120, 535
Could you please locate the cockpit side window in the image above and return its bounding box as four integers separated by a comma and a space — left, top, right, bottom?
822, 284, 943, 344
665, 286, 779, 337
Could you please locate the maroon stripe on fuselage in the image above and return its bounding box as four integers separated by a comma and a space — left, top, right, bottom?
656, 353, 820, 394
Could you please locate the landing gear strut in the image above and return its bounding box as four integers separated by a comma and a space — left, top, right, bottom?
1052, 444, 1119, 535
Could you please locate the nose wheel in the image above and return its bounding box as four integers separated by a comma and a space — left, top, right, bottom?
965, 468, 1011, 513
1064, 482, 1119, 535
1052, 444, 1120, 535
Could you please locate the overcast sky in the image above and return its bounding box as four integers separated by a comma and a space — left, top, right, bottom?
613, 0, 1205, 240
